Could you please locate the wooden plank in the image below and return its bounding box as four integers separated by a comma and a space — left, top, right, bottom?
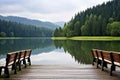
3, 65, 120, 80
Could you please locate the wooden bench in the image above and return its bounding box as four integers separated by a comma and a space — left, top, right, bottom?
96, 49, 102, 68
110, 51, 120, 76
0, 52, 18, 78
101, 50, 112, 71
101, 51, 120, 76
91, 49, 98, 66
16, 50, 25, 71
16, 49, 32, 70
91, 49, 102, 68
0, 49, 32, 78
24, 49, 32, 67
92, 49, 120, 76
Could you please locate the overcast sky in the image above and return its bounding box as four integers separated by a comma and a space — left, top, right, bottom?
0, 0, 111, 22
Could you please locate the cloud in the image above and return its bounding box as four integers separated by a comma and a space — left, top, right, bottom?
22, 0, 76, 13
0, 0, 111, 22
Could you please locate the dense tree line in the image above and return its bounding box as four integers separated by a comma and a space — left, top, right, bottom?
0, 19, 53, 37
53, 0, 120, 37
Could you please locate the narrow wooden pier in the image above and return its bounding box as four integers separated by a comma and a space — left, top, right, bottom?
0, 64, 116, 80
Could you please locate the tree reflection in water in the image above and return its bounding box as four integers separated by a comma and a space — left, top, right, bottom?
53, 40, 120, 64
0, 38, 53, 59
1, 39, 120, 64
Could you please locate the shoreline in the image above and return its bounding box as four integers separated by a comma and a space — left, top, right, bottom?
52, 36, 120, 41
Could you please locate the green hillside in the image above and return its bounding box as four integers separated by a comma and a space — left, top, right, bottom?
53, 0, 120, 37
0, 19, 53, 37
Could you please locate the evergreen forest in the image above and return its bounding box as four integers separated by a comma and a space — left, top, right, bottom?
0, 19, 53, 37
53, 0, 120, 37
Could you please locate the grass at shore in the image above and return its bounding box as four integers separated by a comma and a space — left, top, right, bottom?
0, 37, 23, 39
1, 36, 120, 41
0, 37, 51, 39
52, 36, 120, 41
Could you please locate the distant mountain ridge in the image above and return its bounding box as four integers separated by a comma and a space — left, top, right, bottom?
55, 21, 65, 27
0, 15, 59, 29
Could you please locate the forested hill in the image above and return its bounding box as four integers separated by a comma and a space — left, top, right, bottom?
0, 16, 59, 29
0, 19, 53, 37
53, 0, 120, 37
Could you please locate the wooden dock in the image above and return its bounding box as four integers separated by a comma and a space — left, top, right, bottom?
1, 64, 120, 80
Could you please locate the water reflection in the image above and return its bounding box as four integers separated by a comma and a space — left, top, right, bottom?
53, 40, 120, 64
31, 48, 78, 65
0, 38, 54, 59
0, 38, 120, 65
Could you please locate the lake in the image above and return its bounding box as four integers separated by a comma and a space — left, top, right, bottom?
0, 38, 120, 65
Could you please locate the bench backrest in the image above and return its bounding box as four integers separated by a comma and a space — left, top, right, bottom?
91, 49, 97, 58
6, 52, 18, 66
111, 52, 120, 63
25, 49, 32, 58
96, 49, 102, 59
101, 51, 111, 61
16, 51, 21, 61
19, 50, 26, 60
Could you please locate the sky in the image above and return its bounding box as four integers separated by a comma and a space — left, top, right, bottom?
0, 0, 111, 22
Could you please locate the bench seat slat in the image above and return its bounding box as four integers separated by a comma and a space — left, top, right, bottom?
114, 62, 120, 67
0, 64, 5, 67
104, 59, 112, 64
98, 58, 102, 60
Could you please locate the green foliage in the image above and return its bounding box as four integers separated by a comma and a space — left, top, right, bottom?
81, 25, 88, 36
106, 23, 111, 35
109, 17, 114, 23
74, 21, 81, 36
107, 22, 120, 36
53, 0, 120, 37
0, 32, 6, 37
0, 19, 53, 37
53, 27, 64, 37
10, 32, 14, 37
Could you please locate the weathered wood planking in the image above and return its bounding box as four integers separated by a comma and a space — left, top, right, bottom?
4, 65, 120, 80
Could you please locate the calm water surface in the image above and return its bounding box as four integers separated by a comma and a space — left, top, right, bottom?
0, 38, 120, 65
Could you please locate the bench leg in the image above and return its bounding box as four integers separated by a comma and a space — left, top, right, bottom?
110, 65, 116, 76
14, 64, 17, 74
112, 65, 116, 71
99, 60, 101, 65
11, 63, 17, 74
101, 61, 105, 71
92, 58, 96, 65
101, 63, 104, 71
0, 67, 2, 76
96, 61, 99, 68
92, 58, 95, 65
23, 59, 27, 68
110, 66, 113, 76
96, 59, 101, 68
104, 62, 107, 68
18, 61, 22, 71
28, 57, 31, 65
12, 64, 14, 70
102, 61, 108, 71
4, 67, 9, 78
